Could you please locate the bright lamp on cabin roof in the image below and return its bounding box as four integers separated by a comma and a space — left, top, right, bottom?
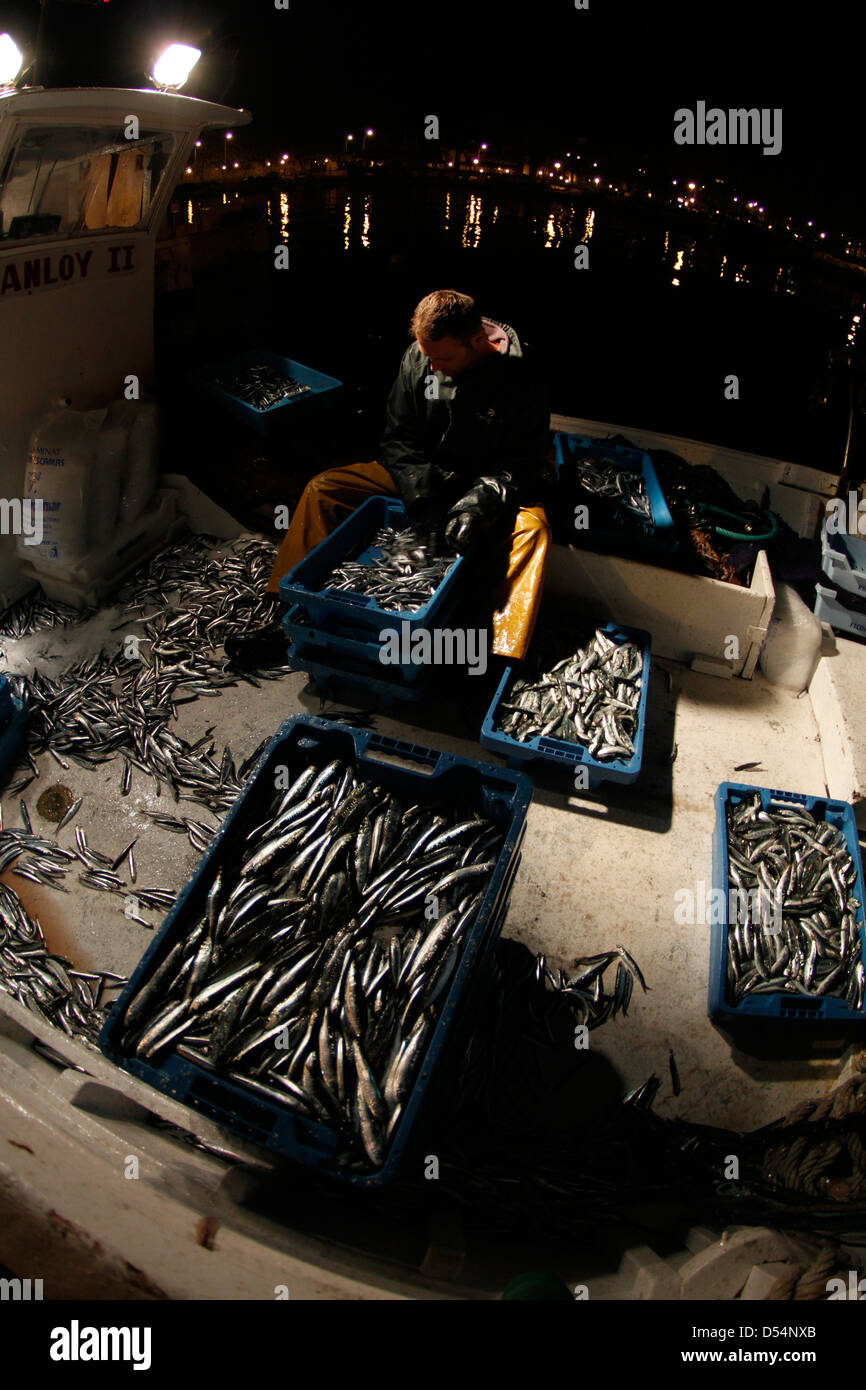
0, 33, 23, 86
151, 43, 201, 90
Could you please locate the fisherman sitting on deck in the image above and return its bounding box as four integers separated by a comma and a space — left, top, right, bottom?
225, 289, 551, 667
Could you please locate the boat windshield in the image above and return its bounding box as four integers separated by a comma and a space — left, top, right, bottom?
0, 124, 176, 243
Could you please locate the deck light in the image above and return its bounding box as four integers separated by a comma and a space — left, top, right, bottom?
0, 33, 23, 86
152, 43, 201, 91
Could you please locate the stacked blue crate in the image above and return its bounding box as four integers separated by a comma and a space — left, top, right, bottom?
815, 519, 866, 640
278, 495, 467, 703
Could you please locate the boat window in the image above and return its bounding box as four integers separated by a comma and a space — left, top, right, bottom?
0, 125, 176, 242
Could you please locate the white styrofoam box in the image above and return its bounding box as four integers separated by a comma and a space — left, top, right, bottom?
809, 630, 866, 831
821, 521, 866, 598
550, 414, 838, 540
545, 544, 775, 677
18, 488, 184, 609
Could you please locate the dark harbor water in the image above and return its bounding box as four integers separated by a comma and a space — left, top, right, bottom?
167, 179, 866, 473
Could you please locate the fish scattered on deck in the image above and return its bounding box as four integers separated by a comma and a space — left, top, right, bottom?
0, 872, 125, 1043
534, 944, 647, 1029
668, 1048, 681, 1095
1, 536, 289, 817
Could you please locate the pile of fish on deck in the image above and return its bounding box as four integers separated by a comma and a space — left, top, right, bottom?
0, 535, 289, 1043
322, 526, 458, 613
0, 841, 129, 1043
117, 755, 504, 1170
497, 628, 643, 762
724, 794, 865, 1009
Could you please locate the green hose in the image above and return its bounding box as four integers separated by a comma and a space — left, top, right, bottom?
697, 503, 780, 543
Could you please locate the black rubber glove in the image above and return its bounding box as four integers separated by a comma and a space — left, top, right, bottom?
444, 477, 513, 556
444, 510, 481, 555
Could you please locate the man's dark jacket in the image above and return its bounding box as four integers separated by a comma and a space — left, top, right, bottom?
377, 318, 549, 525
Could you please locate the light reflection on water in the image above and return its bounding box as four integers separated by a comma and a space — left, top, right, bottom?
462, 192, 482, 249
212, 184, 764, 283
167, 180, 865, 461
175, 183, 865, 316
542, 203, 573, 249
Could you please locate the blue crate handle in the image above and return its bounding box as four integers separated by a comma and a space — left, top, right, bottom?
313, 721, 455, 776
287, 716, 463, 779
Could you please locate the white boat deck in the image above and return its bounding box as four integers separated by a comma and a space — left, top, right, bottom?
0, 547, 859, 1131
0, 493, 864, 1297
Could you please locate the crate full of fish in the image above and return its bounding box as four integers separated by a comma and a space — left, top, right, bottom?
278, 495, 465, 636
553, 433, 676, 556
100, 716, 532, 1185
283, 631, 430, 706
194, 349, 343, 435
708, 783, 866, 1023
0, 675, 26, 783
480, 622, 651, 786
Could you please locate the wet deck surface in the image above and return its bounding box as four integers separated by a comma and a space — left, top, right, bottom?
0, 535, 858, 1135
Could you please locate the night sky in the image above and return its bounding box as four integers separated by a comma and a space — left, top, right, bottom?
3, 0, 862, 232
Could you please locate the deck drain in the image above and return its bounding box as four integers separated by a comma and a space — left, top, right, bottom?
36, 785, 74, 822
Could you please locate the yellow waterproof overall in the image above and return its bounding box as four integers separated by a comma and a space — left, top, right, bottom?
267, 461, 550, 660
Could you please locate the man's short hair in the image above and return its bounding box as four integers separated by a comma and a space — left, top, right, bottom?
410, 290, 483, 343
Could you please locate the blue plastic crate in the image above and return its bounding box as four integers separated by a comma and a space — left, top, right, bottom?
553, 433, 676, 555
194, 348, 343, 436
815, 582, 866, 640
284, 632, 431, 706
278, 495, 465, 635
99, 716, 532, 1185
480, 621, 651, 786
821, 519, 866, 599
282, 593, 464, 685
708, 782, 866, 1023
0, 677, 26, 782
